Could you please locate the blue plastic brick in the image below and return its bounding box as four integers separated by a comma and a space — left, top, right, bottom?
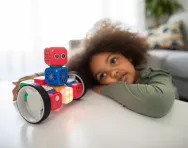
66, 80, 76, 87
47, 89, 56, 94
45, 66, 68, 86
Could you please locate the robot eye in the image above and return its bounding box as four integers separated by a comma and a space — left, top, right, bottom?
61, 54, 66, 59
54, 54, 59, 59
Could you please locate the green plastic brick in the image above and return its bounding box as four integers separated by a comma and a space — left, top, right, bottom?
19, 79, 34, 88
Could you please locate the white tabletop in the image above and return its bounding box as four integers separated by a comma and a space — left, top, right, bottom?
0, 81, 188, 148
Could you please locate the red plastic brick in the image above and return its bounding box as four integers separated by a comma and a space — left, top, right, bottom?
44, 47, 67, 66
34, 76, 46, 85
49, 91, 62, 111
71, 82, 83, 99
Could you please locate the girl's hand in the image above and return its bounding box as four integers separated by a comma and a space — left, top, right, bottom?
92, 86, 102, 94
12, 74, 38, 101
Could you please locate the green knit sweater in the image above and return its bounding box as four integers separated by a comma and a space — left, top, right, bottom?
100, 68, 177, 118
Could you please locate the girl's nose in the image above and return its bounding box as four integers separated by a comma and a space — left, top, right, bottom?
111, 70, 119, 78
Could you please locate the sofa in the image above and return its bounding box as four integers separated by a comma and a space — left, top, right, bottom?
147, 11, 188, 102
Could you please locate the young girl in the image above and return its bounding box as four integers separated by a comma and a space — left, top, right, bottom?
12, 19, 178, 118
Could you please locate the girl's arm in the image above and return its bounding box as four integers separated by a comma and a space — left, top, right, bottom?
99, 68, 177, 118
12, 73, 43, 101
35, 72, 44, 76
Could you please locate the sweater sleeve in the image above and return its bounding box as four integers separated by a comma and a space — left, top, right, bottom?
35, 72, 44, 76
100, 68, 177, 118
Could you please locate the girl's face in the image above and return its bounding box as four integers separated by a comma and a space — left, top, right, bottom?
90, 52, 136, 85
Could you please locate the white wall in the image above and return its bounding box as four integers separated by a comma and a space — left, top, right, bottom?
103, 0, 145, 32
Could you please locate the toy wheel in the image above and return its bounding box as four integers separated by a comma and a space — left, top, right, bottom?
16, 83, 51, 124
68, 71, 87, 99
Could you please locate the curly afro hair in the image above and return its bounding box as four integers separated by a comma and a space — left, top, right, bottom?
67, 19, 149, 89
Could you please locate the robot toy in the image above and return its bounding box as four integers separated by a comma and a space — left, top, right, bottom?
16, 47, 86, 124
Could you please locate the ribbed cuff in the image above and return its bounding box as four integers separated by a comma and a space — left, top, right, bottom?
35, 72, 44, 76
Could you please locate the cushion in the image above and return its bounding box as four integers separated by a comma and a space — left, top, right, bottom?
146, 21, 185, 50
168, 11, 188, 51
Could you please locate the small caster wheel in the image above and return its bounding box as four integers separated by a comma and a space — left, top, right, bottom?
68, 71, 87, 99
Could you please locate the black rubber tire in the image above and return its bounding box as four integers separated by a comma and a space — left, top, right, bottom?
16, 83, 51, 124
68, 71, 87, 100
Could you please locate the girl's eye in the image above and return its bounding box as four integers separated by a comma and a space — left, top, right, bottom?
110, 57, 117, 64
99, 73, 107, 81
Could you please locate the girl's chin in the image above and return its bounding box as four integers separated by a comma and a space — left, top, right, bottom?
125, 77, 134, 84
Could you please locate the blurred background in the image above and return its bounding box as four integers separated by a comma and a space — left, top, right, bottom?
0, 0, 187, 82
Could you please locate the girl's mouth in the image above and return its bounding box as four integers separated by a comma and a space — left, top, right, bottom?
119, 73, 128, 81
